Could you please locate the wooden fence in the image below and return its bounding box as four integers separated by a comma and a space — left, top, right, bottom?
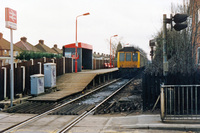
92, 59, 117, 70
0, 57, 73, 100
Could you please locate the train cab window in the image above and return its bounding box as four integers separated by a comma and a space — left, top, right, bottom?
126, 53, 131, 61
133, 53, 138, 61
119, 53, 125, 61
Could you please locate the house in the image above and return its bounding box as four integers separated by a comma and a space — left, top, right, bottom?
190, 0, 200, 65
35, 40, 56, 54
15, 37, 41, 52
51, 44, 62, 54
0, 33, 21, 66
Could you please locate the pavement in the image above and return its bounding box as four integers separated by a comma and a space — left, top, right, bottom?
0, 112, 199, 133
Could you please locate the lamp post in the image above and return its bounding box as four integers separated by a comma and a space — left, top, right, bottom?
110, 35, 118, 67
75, 12, 90, 73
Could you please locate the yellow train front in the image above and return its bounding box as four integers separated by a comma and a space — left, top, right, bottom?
117, 47, 147, 73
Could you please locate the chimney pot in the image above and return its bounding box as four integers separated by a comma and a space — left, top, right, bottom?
39, 40, 44, 44
54, 44, 57, 48
20, 37, 27, 42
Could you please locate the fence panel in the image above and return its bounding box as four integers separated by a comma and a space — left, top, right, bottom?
161, 85, 200, 121
93, 59, 96, 70
65, 58, 73, 73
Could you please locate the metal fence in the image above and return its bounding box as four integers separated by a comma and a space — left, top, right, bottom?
161, 85, 200, 121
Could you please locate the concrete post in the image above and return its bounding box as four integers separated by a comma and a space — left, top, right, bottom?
63, 57, 65, 74
30, 59, 34, 65
51, 59, 54, 63
38, 62, 42, 74
161, 87, 165, 121
2, 67, 7, 99
163, 14, 168, 76
43, 57, 46, 62
21, 66, 25, 92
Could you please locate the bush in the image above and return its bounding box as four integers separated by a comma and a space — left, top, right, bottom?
16, 51, 62, 60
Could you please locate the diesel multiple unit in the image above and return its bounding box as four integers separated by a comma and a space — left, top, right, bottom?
117, 47, 147, 71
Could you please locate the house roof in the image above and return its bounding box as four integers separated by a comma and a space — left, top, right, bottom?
0, 37, 21, 51
51, 44, 62, 54
35, 40, 56, 54
15, 37, 41, 52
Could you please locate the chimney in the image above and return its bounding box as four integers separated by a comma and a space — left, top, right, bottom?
20, 37, 27, 42
39, 40, 44, 44
0, 33, 3, 39
54, 44, 57, 48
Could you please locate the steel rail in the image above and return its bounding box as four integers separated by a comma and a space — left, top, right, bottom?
1, 78, 121, 133
58, 78, 135, 133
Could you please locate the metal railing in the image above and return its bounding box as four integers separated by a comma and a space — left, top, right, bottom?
160, 85, 200, 121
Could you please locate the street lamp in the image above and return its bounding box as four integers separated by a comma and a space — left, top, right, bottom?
110, 35, 118, 67
75, 12, 90, 73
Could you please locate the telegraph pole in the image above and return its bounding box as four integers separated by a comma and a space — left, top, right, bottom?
163, 14, 168, 76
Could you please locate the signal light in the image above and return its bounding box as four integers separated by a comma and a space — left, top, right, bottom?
173, 14, 188, 31
174, 23, 188, 31
173, 14, 188, 23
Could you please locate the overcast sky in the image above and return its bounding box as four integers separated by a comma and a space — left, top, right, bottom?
1, 0, 184, 58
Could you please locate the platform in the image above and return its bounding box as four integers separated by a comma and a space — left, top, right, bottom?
29, 68, 118, 102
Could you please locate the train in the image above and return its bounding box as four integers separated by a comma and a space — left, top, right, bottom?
117, 47, 148, 72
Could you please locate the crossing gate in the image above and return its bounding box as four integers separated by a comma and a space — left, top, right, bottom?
160, 85, 200, 121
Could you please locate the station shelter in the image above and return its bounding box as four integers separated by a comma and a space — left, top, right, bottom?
63, 42, 93, 72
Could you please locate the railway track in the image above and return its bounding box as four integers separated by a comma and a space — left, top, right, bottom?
1, 73, 140, 132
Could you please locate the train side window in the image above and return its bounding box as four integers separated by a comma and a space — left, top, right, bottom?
120, 53, 124, 61
126, 53, 131, 61
133, 53, 138, 61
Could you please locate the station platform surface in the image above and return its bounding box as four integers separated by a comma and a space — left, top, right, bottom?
29, 68, 118, 102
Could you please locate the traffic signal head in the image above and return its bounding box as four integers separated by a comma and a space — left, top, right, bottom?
173, 14, 188, 23
174, 23, 188, 31
173, 13, 188, 31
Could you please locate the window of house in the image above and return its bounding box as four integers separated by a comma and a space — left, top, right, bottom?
4, 50, 7, 54
126, 53, 131, 61
196, 8, 200, 24
198, 9, 200, 23
198, 47, 200, 65
15, 51, 19, 56
119, 53, 124, 61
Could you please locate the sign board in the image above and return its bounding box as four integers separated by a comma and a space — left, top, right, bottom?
5, 7, 17, 30
65, 52, 71, 58
149, 39, 157, 47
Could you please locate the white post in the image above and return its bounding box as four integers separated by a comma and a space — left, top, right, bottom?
161, 87, 165, 121
30, 59, 34, 65
38, 62, 42, 74
51, 59, 54, 63
14, 62, 17, 68
10, 29, 14, 106
43, 57, 46, 62
2, 67, 7, 99
21, 66, 25, 92
63, 57, 65, 74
